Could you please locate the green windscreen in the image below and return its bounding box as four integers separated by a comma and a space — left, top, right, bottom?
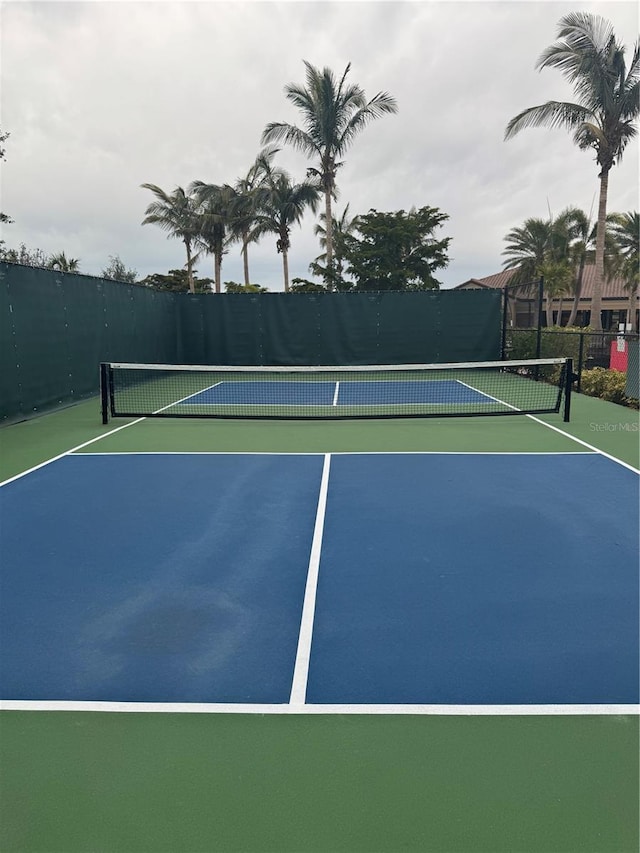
0, 263, 179, 421
177, 289, 501, 366
0, 262, 502, 422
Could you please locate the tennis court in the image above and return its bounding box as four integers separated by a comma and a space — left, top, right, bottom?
1, 368, 638, 852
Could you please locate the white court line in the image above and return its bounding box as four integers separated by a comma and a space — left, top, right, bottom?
0, 449, 608, 486
1, 700, 637, 715
289, 453, 332, 705
525, 415, 640, 474
456, 379, 640, 475
0, 381, 226, 489
0, 417, 148, 488
332, 382, 340, 406
75, 450, 598, 457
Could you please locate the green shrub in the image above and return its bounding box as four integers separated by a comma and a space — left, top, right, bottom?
580, 367, 639, 408
505, 330, 537, 360
540, 327, 585, 364
505, 326, 591, 364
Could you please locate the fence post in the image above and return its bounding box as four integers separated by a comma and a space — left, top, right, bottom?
535, 277, 544, 359
501, 287, 509, 359
577, 333, 585, 393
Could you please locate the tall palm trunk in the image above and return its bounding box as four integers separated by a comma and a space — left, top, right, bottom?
324, 189, 333, 289
590, 169, 609, 331
546, 296, 554, 329
242, 230, 250, 286
567, 257, 586, 326
214, 253, 222, 293
629, 286, 638, 333
184, 238, 195, 294
282, 248, 290, 292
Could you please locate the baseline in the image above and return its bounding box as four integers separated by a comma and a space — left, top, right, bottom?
1, 700, 637, 715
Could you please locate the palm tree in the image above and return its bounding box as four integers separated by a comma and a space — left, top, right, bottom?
141, 184, 200, 293
502, 217, 572, 326
502, 218, 554, 283
227, 147, 283, 286
48, 252, 80, 273
555, 207, 594, 326
252, 172, 320, 292
538, 258, 574, 327
189, 182, 235, 294
261, 61, 397, 286
505, 13, 639, 331
555, 207, 619, 326
309, 204, 357, 289
610, 211, 639, 332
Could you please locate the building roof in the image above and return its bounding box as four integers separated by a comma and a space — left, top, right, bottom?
454, 265, 634, 301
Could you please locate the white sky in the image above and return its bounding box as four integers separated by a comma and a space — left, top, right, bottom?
1, 0, 638, 290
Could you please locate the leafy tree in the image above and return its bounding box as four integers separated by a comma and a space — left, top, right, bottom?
141, 184, 201, 293
342, 207, 450, 291
290, 278, 328, 293
101, 254, 138, 283
609, 211, 639, 331
262, 62, 397, 284
505, 13, 639, 331
251, 171, 320, 292
0, 242, 50, 267
223, 281, 269, 293
139, 268, 214, 293
48, 252, 80, 273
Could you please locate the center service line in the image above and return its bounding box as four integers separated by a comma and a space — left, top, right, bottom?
289, 452, 332, 705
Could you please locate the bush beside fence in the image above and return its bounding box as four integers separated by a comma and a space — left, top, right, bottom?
580, 368, 639, 409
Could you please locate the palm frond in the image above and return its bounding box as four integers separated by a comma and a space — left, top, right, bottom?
261, 121, 318, 157
505, 100, 591, 139
536, 13, 614, 82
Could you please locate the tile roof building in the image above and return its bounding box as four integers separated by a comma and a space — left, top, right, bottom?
453, 266, 638, 330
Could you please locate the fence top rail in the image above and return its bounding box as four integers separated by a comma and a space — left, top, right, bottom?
104, 358, 569, 373
509, 329, 639, 338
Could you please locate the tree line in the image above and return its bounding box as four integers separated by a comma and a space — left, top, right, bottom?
503, 207, 639, 331
0, 13, 637, 329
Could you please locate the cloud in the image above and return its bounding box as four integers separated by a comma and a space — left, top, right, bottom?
2, 0, 638, 288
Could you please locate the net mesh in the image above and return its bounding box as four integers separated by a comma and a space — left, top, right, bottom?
102, 359, 569, 421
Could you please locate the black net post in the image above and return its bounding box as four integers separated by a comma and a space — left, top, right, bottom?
100, 362, 110, 424
563, 358, 574, 422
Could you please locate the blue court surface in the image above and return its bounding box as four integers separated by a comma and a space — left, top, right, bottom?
1, 451, 638, 705
182, 379, 491, 406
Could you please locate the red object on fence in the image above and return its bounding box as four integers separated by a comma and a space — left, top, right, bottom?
610, 339, 628, 372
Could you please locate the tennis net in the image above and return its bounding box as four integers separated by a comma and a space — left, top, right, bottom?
100, 358, 573, 422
